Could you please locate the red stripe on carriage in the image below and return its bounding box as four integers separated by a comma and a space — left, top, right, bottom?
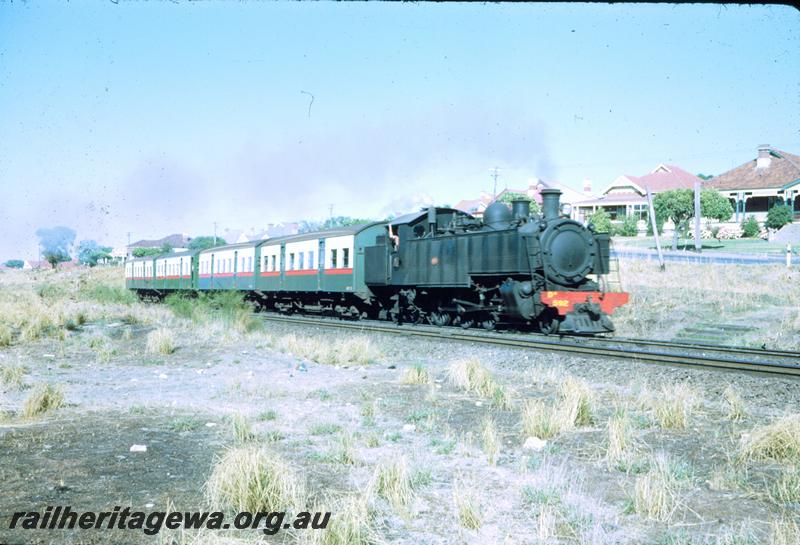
324, 268, 353, 275
260, 271, 280, 277
540, 291, 629, 316
285, 270, 318, 276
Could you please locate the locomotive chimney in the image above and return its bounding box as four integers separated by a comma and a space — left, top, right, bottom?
541, 189, 562, 220
511, 199, 530, 220
427, 206, 437, 235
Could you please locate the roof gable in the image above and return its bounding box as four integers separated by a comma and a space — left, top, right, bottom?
706, 148, 800, 191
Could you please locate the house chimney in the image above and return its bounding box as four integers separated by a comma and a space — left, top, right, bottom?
756, 145, 772, 169
582, 178, 592, 196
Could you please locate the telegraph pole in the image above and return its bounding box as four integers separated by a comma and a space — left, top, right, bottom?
490, 167, 500, 199
213, 222, 218, 245
328, 204, 334, 220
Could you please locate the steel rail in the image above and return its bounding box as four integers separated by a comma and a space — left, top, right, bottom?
257, 314, 800, 378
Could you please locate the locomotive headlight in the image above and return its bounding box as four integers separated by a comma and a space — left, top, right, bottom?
560, 203, 573, 217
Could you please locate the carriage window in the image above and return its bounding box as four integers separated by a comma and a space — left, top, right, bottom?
248, 257, 252, 272
308, 251, 314, 270
228, 259, 232, 273
343, 248, 350, 268
289, 253, 295, 270
331, 249, 338, 269
271, 255, 276, 271
299, 252, 305, 270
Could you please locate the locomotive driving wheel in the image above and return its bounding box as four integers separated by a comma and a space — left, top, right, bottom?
428, 312, 451, 327
538, 308, 560, 335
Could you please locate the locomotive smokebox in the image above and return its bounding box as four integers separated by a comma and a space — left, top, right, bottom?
541, 189, 562, 221
511, 199, 530, 220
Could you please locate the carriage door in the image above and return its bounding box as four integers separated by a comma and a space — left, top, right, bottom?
179, 258, 183, 289
279, 246, 286, 291
210, 254, 215, 289
233, 250, 239, 289
318, 240, 325, 291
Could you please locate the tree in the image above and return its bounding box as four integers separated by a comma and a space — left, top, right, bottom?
697, 173, 714, 180
766, 204, 793, 230
700, 189, 733, 222
187, 236, 227, 251
653, 189, 695, 249
588, 208, 613, 234
77, 240, 113, 267
35, 226, 76, 269
298, 217, 373, 234
498, 192, 541, 214
132, 247, 163, 258
741, 216, 760, 238
160, 242, 173, 254
4, 260, 24, 269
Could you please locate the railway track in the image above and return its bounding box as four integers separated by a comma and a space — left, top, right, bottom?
257, 313, 800, 377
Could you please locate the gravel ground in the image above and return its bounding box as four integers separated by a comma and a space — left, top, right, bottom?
1, 318, 798, 545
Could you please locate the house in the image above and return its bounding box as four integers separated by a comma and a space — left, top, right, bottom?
705, 145, 800, 222
454, 178, 589, 218
126, 233, 192, 258
572, 164, 701, 223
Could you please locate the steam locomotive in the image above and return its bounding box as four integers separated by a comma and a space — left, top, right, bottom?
126, 189, 628, 334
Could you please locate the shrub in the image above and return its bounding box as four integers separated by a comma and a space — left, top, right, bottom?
767, 204, 793, 229
716, 224, 742, 240
741, 215, 760, 238
588, 208, 612, 234
618, 215, 639, 237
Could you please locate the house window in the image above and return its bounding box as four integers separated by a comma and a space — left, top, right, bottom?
343, 248, 350, 269
308, 251, 314, 270
331, 249, 338, 269
289, 253, 295, 270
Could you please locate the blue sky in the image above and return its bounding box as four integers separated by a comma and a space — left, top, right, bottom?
1, 2, 798, 260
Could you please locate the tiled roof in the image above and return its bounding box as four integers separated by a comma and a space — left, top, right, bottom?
633, 164, 701, 193
573, 192, 647, 206
706, 148, 800, 191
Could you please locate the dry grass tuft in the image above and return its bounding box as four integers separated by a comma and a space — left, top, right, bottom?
521, 376, 595, 439
369, 457, 414, 513
739, 414, 800, 464
632, 453, 680, 521
769, 465, 800, 504
481, 417, 501, 465
205, 446, 305, 512
771, 517, 800, 545
0, 324, 12, 346
650, 383, 697, 429
303, 495, 373, 545
605, 410, 634, 467
21, 383, 64, 418
1, 364, 27, 389
146, 327, 176, 355
278, 334, 382, 365
400, 364, 431, 385
453, 476, 483, 530
723, 386, 747, 421
230, 413, 254, 443
448, 357, 512, 408
558, 376, 594, 426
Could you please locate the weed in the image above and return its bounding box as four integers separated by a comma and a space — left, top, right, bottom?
169, 416, 201, 432
310, 423, 342, 436
769, 465, 800, 504
651, 383, 697, 429
230, 413, 255, 443
448, 357, 512, 408
430, 437, 456, 455
770, 517, 800, 545
258, 410, 278, 421
303, 495, 373, 545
